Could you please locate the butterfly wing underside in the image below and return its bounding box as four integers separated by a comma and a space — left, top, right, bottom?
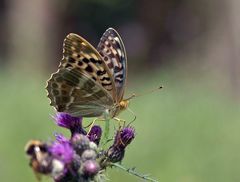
46, 33, 116, 117
97, 28, 127, 102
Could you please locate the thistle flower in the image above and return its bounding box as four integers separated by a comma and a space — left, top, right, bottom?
81, 160, 100, 177
107, 146, 125, 163
113, 127, 135, 149
87, 125, 102, 145
49, 135, 74, 165
25, 118, 145, 181
81, 149, 97, 161
51, 159, 65, 180
106, 127, 135, 163
71, 134, 90, 156
55, 133, 70, 144
54, 112, 86, 136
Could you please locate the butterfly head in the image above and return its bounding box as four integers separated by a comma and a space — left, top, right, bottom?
119, 100, 129, 111
112, 94, 136, 117
107, 100, 129, 119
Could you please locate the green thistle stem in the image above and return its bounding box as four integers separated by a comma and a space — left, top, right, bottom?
101, 119, 110, 146
111, 163, 159, 182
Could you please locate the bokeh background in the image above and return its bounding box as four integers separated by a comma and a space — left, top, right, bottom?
1, 0, 240, 181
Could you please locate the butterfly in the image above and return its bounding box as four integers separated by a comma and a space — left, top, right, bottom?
46, 28, 130, 120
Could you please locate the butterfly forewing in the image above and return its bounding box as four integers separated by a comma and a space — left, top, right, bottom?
97, 28, 127, 102
46, 33, 117, 117
61, 33, 116, 98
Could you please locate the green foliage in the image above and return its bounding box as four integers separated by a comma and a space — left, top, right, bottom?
0, 71, 240, 182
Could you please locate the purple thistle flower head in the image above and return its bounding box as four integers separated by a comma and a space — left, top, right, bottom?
114, 127, 135, 149
49, 135, 74, 164
107, 146, 125, 163
87, 125, 102, 145
81, 149, 97, 161
54, 112, 86, 136
71, 134, 90, 156
106, 127, 135, 163
55, 133, 70, 144
82, 160, 100, 177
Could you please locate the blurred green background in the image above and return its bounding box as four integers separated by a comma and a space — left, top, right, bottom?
1, 0, 240, 181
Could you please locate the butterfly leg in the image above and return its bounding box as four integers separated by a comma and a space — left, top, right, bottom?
86, 118, 98, 135
113, 117, 126, 128
84, 119, 95, 129
86, 118, 105, 135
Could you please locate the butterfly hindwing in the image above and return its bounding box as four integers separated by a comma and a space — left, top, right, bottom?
97, 28, 127, 102
46, 68, 114, 117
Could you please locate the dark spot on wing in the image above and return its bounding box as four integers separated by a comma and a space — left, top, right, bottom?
85, 65, 93, 73
89, 58, 102, 64
104, 57, 108, 61
116, 74, 124, 79
108, 62, 114, 69
65, 64, 72, 68
62, 84, 67, 89
62, 90, 68, 95
52, 83, 58, 88
99, 52, 104, 57
116, 79, 123, 83
97, 70, 106, 76
102, 83, 112, 86
62, 96, 70, 103
78, 61, 83, 66
90, 58, 97, 63
82, 58, 90, 63
106, 43, 111, 48
56, 104, 65, 112
53, 89, 59, 95
68, 57, 76, 63
100, 77, 111, 81
114, 66, 122, 73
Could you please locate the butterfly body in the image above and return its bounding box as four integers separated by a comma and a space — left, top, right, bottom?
46, 28, 128, 120
104, 99, 129, 120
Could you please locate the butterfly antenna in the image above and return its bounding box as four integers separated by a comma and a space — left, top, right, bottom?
124, 93, 136, 101
133, 85, 163, 98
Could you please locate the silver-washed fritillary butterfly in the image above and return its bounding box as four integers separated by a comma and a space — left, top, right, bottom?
46, 28, 129, 119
